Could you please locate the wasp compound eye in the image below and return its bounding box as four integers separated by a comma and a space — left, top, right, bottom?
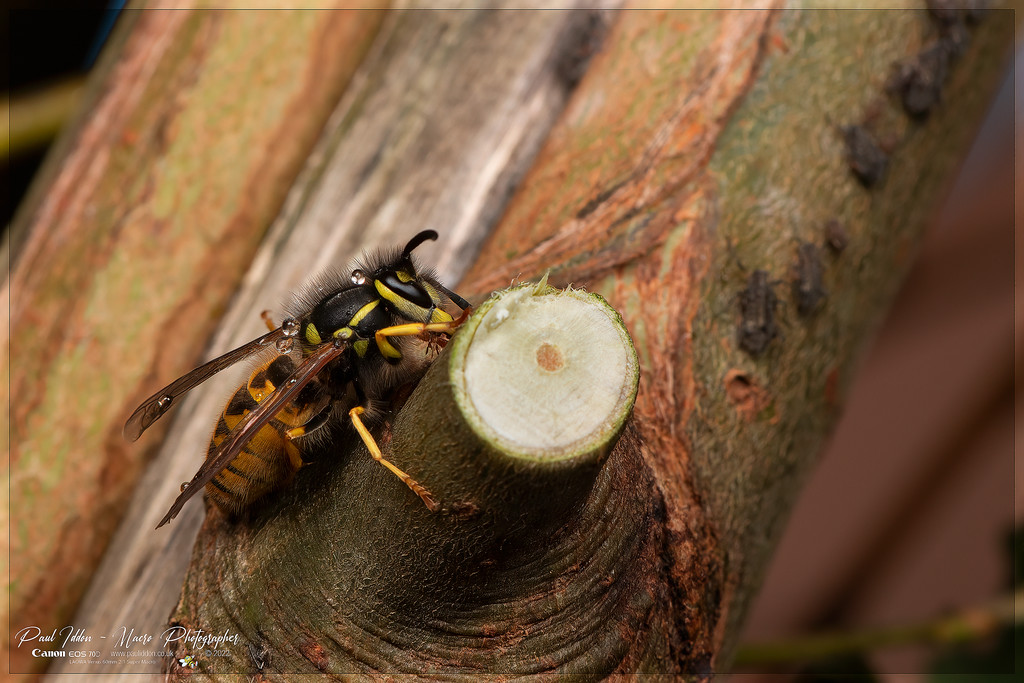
380, 272, 433, 309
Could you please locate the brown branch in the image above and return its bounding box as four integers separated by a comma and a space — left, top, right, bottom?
5, 6, 387, 677
169, 5, 1009, 677
10, 5, 1012, 681
732, 588, 1022, 669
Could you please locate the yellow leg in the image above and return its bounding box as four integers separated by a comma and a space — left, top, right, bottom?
284, 441, 304, 471
283, 426, 312, 472
349, 406, 439, 512
374, 307, 471, 348
260, 310, 276, 332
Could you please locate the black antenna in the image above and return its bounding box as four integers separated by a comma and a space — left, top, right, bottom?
402, 230, 438, 259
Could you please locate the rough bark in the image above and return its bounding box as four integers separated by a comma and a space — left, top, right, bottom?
463, 5, 1015, 669
165, 6, 1010, 679
170, 285, 658, 676
11, 4, 1012, 681
38, 5, 607, 680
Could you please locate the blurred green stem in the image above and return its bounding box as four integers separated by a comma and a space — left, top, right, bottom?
3, 76, 86, 160
733, 588, 1022, 668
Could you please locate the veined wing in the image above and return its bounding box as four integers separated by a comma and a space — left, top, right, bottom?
124, 326, 292, 442
155, 338, 350, 528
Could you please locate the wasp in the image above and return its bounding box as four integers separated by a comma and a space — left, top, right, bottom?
124, 230, 471, 528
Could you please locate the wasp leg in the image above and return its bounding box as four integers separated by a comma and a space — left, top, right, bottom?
349, 406, 439, 512
260, 310, 276, 332
283, 405, 332, 441
281, 400, 333, 469
374, 307, 472, 348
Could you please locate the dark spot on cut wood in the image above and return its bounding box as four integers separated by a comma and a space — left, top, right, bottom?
793, 242, 826, 316
824, 219, 848, 254
536, 341, 564, 371
737, 270, 778, 357
841, 125, 888, 188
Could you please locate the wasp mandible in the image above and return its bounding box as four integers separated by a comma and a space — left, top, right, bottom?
124, 231, 471, 528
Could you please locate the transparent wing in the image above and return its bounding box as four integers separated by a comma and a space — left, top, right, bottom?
123, 326, 292, 442
155, 339, 350, 528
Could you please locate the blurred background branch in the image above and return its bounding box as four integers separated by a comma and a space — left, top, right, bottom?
734, 588, 1022, 669
4, 77, 86, 160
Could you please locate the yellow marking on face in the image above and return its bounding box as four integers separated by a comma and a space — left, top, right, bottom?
305, 323, 322, 345
348, 299, 379, 328
396, 270, 414, 283
375, 280, 401, 307
375, 279, 430, 322
430, 307, 454, 323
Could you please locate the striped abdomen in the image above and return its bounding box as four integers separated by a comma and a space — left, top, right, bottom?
204, 356, 325, 515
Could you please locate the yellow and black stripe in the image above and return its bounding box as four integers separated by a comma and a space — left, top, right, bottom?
204, 357, 322, 515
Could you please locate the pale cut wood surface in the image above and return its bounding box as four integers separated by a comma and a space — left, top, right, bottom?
44, 5, 615, 679
455, 285, 638, 457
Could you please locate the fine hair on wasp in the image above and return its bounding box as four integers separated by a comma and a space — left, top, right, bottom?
124, 230, 471, 528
